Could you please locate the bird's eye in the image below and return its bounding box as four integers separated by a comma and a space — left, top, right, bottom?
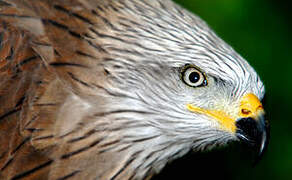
182, 66, 207, 87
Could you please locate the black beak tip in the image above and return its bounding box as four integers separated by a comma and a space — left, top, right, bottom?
253, 128, 270, 166
236, 116, 270, 165
254, 118, 270, 165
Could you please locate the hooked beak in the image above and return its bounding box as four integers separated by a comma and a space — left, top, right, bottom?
235, 94, 270, 164
236, 115, 270, 164
187, 93, 270, 163
235, 93, 270, 164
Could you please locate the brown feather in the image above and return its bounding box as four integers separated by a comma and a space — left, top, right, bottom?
0, 0, 126, 179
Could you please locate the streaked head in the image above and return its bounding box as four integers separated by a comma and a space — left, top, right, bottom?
87, 0, 269, 178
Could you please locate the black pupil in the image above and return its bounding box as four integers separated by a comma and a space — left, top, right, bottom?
189, 71, 200, 84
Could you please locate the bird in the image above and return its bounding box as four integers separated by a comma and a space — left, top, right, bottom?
0, 0, 269, 180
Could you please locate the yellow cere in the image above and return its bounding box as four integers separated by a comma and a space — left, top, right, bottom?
239, 93, 264, 119
186, 104, 237, 133
187, 93, 264, 133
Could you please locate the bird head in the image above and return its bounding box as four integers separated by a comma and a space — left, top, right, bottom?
103, 51, 268, 154
72, 0, 269, 178
97, 0, 268, 154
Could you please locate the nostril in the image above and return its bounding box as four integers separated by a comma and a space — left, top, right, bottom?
241, 109, 251, 115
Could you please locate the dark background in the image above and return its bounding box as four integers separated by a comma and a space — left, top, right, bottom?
153, 0, 292, 179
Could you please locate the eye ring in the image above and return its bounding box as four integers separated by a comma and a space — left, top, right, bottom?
181, 65, 207, 87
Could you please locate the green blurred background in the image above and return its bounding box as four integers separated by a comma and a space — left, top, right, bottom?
153, 0, 292, 180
